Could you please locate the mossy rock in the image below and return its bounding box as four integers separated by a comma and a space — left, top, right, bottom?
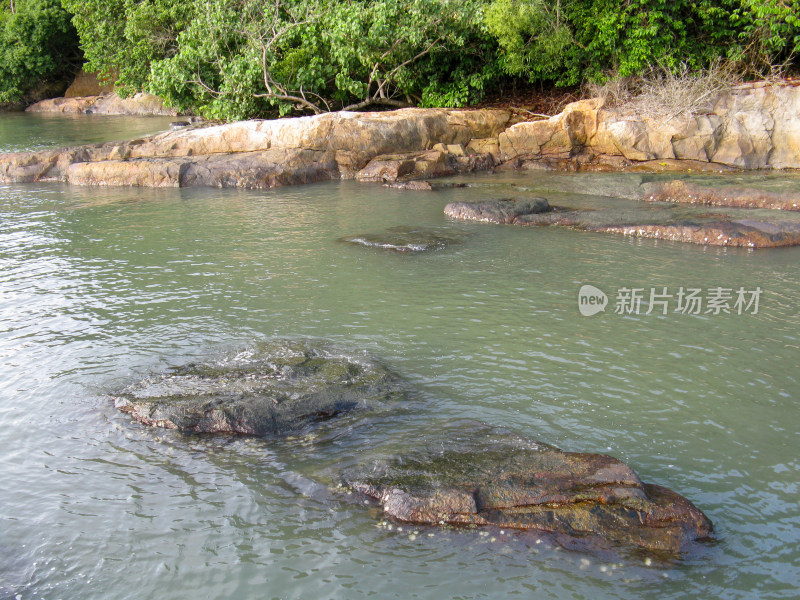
113, 339, 405, 436
343, 422, 712, 555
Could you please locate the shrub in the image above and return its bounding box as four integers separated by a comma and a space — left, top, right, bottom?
0, 0, 79, 102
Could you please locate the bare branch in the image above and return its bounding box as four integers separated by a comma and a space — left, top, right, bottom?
253, 91, 324, 114
341, 97, 410, 112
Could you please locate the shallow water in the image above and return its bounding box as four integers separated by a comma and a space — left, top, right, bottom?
0, 114, 798, 599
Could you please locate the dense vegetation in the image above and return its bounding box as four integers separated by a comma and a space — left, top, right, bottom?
0, 0, 79, 103
2, 0, 799, 117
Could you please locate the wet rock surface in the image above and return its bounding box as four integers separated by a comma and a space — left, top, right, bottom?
593, 219, 800, 248
443, 175, 800, 248
641, 179, 800, 211
112, 340, 405, 436
498, 208, 800, 248
383, 180, 434, 191
340, 226, 470, 253
444, 197, 552, 224
343, 423, 713, 555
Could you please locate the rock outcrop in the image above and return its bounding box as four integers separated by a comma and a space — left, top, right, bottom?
112, 340, 406, 436
63, 69, 116, 98
3, 82, 800, 189
26, 92, 179, 116
0, 108, 510, 188
343, 422, 712, 555
499, 82, 800, 171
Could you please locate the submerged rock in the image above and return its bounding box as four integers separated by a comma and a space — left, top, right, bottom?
444, 197, 552, 224
343, 423, 712, 555
641, 179, 800, 211
594, 219, 800, 248
340, 226, 470, 253
113, 340, 405, 436
383, 180, 434, 191
444, 193, 800, 248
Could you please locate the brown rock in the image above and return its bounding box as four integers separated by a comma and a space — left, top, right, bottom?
343, 423, 712, 555
64, 149, 339, 189
357, 150, 453, 182
595, 220, 800, 248
641, 179, 800, 210
0, 108, 511, 188
64, 69, 115, 98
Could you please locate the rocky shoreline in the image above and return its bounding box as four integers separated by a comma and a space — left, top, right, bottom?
5, 82, 800, 188
2, 82, 800, 248
26, 92, 180, 117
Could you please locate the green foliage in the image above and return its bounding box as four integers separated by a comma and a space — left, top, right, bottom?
485, 0, 800, 85
47, 0, 800, 119
739, 0, 800, 69
147, 0, 495, 119
0, 0, 78, 102
61, 0, 192, 95
485, 0, 573, 82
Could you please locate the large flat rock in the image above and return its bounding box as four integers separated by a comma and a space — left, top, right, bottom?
444, 196, 800, 248
343, 422, 712, 555
113, 340, 407, 436
0, 108, 510, 188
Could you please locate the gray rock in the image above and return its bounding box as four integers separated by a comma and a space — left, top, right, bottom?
340, 226, 470, 253
113, 340, 406, 436
444, 197, 552, 224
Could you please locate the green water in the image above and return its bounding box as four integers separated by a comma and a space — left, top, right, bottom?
0, 114, 798, 599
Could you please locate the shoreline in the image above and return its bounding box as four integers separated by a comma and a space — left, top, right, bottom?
3, 83, 800, 249
3, 82, 799, 189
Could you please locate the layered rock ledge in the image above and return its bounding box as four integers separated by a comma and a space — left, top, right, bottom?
0, 108, 510, 188
2, 82, 800, 189
641, 179, 800, 211
444, 197, 800, 249
499, 82, 800, 171
343, 422, 712, 555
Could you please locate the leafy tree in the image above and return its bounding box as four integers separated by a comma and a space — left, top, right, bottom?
738, 0, 800, 71
47, 0, 800, 119
148, 0, 495, 119
485, 0, 799, 85
0, 0, 79, 102
61, 0, 192, 94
